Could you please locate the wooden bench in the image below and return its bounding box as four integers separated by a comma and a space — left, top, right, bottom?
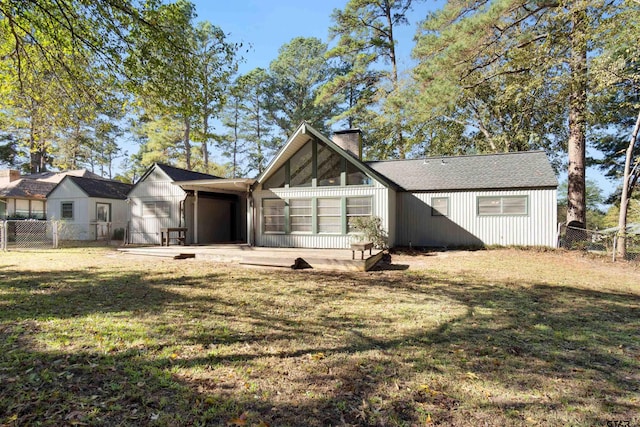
160, 227, 188, 246
351, 242, 373, 260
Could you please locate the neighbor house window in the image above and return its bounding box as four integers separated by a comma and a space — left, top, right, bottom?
263, 199, 285, 233
61, 202, 74, 220
142, 201, 170, 217
96, 203, 110, 222
15, 199, 29, 218
477, 196, 528, 215
289, 199, 312, 233
431, 197, 449, 216
31, 200, 45, 219
346, 197, 372, 232
317, 198, 341, 233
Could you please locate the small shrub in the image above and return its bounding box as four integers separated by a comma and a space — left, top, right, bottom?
113, 228, 125, 240
351, 216, 388, 249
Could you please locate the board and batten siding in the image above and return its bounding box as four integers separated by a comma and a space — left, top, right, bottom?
254, 180, 395, 248
128, 168, 187, 244
396, 188, 557, 248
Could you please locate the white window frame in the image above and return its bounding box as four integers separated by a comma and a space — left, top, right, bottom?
346, 197, 372, 233
431, 197, 449, 217
262, 199, 285, 234
289, 199, 312, 233
61, 201, 74, 220
142, 201, 170, 218
317, 198, 341, 234
477, 196, 528, 216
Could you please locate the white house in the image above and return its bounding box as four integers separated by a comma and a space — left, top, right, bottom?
0, 169, 102, 220
47, 176, 133, 240
250, 122, 557, 248
126, 163, 249, 245
131, 122, 558, 249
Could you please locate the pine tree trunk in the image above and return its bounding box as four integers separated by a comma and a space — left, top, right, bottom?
615, 111, 640, 259
202, 114, 209, 173
184, 118, 191, 170
566, 5, 588, 229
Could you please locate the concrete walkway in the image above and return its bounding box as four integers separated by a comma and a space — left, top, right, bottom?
117, 244, 384, 272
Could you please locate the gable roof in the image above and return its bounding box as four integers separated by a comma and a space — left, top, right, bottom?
0, 179, 56, 199
0, 169, 104, 200
129, 163, 223, 196
49, 176, 133, 199
256, 122, 398, 190
25, 169, 103, 183
366, 151, 558, 192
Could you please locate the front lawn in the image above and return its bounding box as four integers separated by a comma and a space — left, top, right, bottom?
0, 248, 638, 426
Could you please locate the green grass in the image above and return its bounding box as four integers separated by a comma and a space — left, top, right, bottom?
0, 247, 638, 426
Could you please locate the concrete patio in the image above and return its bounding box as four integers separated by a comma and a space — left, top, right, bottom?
117, 244, 385, 272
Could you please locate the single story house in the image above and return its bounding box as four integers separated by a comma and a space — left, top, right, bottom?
129, 122, 558, 248
0, 169, 102, 220
47, 176, 133, 240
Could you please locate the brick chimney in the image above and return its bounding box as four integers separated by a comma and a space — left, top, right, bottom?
0, 169, 20, 185
332, 128, 362, 159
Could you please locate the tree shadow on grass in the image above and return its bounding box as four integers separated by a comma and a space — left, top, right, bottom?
0, 268, 229, 322
1, 264, 639, 426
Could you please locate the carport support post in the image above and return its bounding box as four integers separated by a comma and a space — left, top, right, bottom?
194, 190, 199, 244
246, 189, 252, 245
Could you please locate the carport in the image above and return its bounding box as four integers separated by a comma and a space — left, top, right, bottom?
173, 178, 255, 245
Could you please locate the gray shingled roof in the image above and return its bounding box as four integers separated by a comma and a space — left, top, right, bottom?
0, 179, 55, 199
366, 151, 557, 191
156, 164, 222, 181
62, 176, 133, 199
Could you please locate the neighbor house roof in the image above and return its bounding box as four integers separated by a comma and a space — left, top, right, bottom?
25, 169, 103, 183
48, 176, 133, 199
155, 163, 222, 182
0, 179, 56, 199
0, 169, 105, 200
366, 151, 558, 192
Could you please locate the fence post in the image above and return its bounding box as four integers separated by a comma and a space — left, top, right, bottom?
612, 235, 617, 262
1, 220, 6, 251
53, 221, 58, 249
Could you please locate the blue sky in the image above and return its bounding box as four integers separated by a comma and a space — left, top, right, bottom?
189, 0, 440, 75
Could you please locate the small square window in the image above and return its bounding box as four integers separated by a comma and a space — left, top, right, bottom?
431, 197, 449, 216
61, 202, 74, 220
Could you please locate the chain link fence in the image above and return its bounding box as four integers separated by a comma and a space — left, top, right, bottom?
0, 220, 127, 250
558, 223, 640, 262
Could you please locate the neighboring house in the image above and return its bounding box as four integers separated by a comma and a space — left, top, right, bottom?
0, 169, 102, 220
132, 122, 558, 248
47, 176, 133, 240
127, 163, 250, 245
